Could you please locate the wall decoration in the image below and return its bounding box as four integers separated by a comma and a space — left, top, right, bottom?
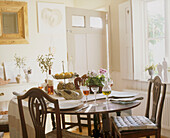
37, 2, 65, 34
4, 62, 18, 83
3, 62, 25, 83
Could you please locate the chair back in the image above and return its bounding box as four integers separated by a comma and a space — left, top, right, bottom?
17, 88, 62, 138
145, 76, 167, 128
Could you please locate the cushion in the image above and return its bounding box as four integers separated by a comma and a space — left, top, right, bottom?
46, 129, 90, 138
113, 116, 157, 132
0, 114, 8, 125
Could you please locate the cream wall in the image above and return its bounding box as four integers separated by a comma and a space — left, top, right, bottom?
74, 0, 106, 10
0, 0, 74, 82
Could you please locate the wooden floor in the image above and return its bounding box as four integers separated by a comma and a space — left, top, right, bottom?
3, 127, 167, 138
3, 126, 166, 138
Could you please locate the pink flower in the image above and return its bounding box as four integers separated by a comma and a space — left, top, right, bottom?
99, 68, 107, 75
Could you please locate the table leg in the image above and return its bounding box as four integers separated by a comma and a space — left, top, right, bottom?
102, 113, 111, 138
92, 114, 100, 138
51, 113, 56, 130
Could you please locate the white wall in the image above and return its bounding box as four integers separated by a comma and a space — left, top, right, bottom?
74, 0, 107, 10
0, 0, 75, 83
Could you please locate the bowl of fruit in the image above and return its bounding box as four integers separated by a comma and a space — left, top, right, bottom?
53, 72, 79, 79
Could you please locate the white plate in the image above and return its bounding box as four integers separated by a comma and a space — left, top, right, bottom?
48, 100, 83, 110
110, 91, 138, 98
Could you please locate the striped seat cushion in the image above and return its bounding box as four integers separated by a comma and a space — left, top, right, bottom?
113, 116, 157, 132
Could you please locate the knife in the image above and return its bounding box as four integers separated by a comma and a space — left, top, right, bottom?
76, 105, 89, 112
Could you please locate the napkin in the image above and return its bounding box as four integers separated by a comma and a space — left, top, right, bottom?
110, 97, 143, 103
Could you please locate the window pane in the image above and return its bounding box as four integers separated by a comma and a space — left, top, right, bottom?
146, 0, 165, 38
90, 17, 103, 28
72, 16, 85, 27
148, 38, 165, 65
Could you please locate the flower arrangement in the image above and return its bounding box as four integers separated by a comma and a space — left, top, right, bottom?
145, 64, 157, 71
85, 69, 106, 87
37, 53, 54, 73
14, 54, 26, 74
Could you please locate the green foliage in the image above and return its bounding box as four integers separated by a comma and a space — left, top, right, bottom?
14, 54, 26, 69
148, 14, 165, 45
145, 64, 157, 71
37, 53, 54, 73
85, 74, 105, 87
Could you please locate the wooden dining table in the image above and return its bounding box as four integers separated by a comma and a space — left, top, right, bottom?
48, 98, 141, 137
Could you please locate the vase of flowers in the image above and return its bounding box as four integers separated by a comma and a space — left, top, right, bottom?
37, 53, 54, 90
37, 53, 54, 78
85, 69, 106, 93
145, 64, 157, 80
14, 54, 26, 83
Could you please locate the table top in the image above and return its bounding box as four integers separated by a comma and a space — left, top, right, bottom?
48, 98, 141, 115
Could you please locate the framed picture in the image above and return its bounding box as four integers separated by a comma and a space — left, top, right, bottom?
37, 2, 65, 34
3, 62, 18, 83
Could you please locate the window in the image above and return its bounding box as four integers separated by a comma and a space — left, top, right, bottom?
90, 17, 103, 28
132, 0, 170, 80
144, 0, 165, 66
72, 15, 85, 27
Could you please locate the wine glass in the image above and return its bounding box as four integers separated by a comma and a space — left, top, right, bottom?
91, 86, 99, 106
102, 82, 112, 104
80, 86, 90, 106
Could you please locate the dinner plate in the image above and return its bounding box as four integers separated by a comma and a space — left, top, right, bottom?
48, 100, 83, 110
110, 91, 138, 98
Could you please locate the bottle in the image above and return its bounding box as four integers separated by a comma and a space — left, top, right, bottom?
47, 69, 54, 95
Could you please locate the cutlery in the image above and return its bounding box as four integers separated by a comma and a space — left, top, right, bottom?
85, 104, 93, 113
76, 105, 89, 112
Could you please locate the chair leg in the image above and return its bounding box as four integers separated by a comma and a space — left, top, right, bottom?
51, 113, 56, 130
77, 114, 82, 132
87, 114, 92, 136
156, 131, 160, 138
61, 114, 65, 129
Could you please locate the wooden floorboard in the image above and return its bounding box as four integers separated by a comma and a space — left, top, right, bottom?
3, 127, 167, 138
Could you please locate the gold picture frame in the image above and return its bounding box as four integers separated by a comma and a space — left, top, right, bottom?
0, 1, 29, 44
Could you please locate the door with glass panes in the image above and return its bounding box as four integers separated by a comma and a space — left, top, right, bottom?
66, 7, 107, 76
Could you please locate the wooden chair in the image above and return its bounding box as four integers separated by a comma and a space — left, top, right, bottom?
17, 88, 90, 138
110, 76, 167, 138
61, 76, 97, 136
62, 75, 93, 136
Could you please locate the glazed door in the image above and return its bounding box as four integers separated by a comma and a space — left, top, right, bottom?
66, 7, 107, 76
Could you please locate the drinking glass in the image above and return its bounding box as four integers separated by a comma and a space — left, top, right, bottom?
80, 86, 90, 106
38, 83, 43, 90
91, 86, 99, 106
102, 83, 112, 104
